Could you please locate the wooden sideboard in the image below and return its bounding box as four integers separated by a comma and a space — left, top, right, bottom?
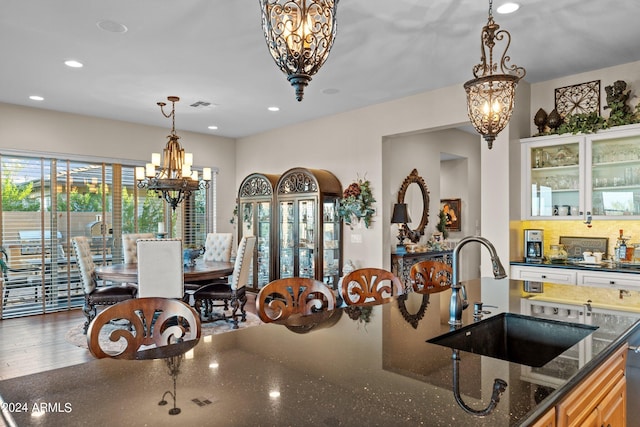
391, 250, 452, 288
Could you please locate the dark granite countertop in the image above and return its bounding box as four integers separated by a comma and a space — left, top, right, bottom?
1, 279, 639, 426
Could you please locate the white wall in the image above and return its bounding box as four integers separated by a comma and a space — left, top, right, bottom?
237, 84, 474, 269
0, 102, 238, 233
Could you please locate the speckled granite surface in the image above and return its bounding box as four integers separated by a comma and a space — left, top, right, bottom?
1, 279, 639, 426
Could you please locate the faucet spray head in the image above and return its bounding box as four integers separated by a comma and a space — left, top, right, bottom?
491, 256, 508, 279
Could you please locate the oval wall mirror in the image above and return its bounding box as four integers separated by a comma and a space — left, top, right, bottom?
397, 169, 430, 243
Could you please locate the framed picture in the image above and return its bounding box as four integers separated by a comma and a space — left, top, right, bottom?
440, 199, 461, 232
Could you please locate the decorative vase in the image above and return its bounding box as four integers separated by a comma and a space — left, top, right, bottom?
546, 109, 563, 132
534, 108, 547, 134
183, 248, 203, 267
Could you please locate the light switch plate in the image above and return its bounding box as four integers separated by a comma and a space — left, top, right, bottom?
351, 234, 362, 243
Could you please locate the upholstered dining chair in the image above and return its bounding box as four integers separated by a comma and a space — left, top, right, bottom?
203, 233, 233, 262
340, 267, 404, 306
72, 236, 137, 333
122, 233, 154, 264
86, 297, 201, 359
136, 238, 184, 299
184, 232, 234, 293
192, 235, 255, 329
409, 260, 453, 294
256, 277, 336, 323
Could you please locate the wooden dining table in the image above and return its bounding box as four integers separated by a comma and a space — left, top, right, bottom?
95, 259, 234, 285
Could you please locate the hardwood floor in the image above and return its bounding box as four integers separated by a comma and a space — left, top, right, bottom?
0, 293, 258, 381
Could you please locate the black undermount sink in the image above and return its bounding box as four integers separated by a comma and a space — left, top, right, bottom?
427, 313, 598, 367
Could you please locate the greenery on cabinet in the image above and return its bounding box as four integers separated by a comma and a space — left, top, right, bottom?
535, 79, 640, 136
337, 177, 376, 229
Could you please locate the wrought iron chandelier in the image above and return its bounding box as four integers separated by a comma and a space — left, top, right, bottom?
463, 0, 526, 149
136, 96, 211, 211
259, 0, 339, 101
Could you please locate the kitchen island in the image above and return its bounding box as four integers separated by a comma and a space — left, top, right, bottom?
1, 279, 639, 426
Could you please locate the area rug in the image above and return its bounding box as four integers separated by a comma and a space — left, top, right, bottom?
65, 312, 263, 351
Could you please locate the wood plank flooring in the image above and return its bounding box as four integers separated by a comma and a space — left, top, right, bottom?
0, 293, 258, 381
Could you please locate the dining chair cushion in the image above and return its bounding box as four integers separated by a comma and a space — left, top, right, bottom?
122, 233, 154, 264
136, 238, 184, 299
203, 233, 233, 262
72, 236, 97, 294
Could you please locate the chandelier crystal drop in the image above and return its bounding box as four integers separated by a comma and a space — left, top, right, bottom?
463, 0, 526, 149
259, 0, 339, 101
136, 96, 211, 211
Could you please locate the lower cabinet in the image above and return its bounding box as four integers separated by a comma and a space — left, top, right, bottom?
510, 265, 577, 285
555, 343, 627, 427
531, 407, 556, 427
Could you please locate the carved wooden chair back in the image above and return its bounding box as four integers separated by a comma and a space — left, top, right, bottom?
409, 260, 452, 294
256, 277, 336, 323
340, 268, 404, 306
87, 297, 201, 359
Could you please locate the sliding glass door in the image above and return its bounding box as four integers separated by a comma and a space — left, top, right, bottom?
0, 154, 214, 319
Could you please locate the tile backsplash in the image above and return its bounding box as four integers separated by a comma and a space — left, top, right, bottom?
512, 220, 640, 260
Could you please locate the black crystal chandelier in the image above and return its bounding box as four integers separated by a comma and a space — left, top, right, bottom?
136, 96, 211, 211
259, 0, 339, 101
463, 0, 526, 149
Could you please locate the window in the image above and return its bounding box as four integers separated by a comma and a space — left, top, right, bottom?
0, 153, 215, 318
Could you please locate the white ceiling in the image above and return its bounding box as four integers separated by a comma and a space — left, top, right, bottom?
2, 0, 640, 139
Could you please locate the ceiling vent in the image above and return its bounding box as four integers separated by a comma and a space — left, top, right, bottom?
190, 101, 212, 108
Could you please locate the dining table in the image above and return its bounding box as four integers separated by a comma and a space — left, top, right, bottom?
95, 259, 234, 286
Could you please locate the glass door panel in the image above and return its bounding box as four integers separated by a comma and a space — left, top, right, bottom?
322, 201, 340, 287
528, 140, 582, 217
279, 201, 294, 278
590, 135, 640, 216
298, 199, 315, 278
256, 201, 271, 288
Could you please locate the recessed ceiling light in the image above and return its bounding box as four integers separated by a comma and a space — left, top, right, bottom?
208, 125, 218, 130
497, 2, 520, 14
29, 95, 44, 101
322, 88, 340, 95
96, 20, 128, 33
268, 106, 280, 112
64, 60, 84, 68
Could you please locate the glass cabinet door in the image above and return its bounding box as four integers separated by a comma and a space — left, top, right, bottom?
525, 138, 583, 218
588, 133, 640, 217
256, 201, 272, 287
322, 201, 340, 287
279, 200, 295, 278
298, 199, 315, 278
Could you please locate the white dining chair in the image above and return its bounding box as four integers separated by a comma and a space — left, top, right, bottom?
136, 238, 184, 299
203, 233, 233, 262
122, 233, 155, 264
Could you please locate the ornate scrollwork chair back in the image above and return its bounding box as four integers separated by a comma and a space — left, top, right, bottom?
193, 236, 256, 329
340, 268, 404, 306
72, 236, 137, 333
256, 277, 336, 323
409, 260, 453, 294
87, 297, 201, 360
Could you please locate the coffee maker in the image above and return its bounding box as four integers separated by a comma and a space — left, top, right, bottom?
524, 229, 544, 263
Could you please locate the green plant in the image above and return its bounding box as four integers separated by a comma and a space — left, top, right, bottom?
436, 209, 449, 240
337, 178, 376, 229
555, 112, 605, 135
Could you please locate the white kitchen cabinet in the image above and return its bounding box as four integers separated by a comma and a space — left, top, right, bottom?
511, 265, 577, 285
520, 123, 640, 220
576, 269, 640, 291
